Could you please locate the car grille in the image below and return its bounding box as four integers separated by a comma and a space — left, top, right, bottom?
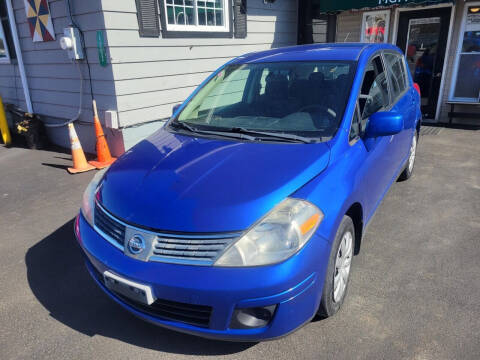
151, 235, 237, 263
88, 262, 212, 327
94, 202, 126, 249
115, 294, 212, 327
93, 201, 241, 265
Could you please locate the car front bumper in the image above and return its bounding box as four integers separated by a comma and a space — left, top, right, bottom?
75, 212, 331, 341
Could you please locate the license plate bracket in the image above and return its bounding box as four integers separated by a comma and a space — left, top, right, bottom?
103, 271, 156, 305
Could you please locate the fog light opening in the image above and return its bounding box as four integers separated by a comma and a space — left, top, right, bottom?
230, 305, 277, 329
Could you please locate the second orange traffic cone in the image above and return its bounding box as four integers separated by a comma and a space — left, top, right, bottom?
88, 100, 116, 169
67, 122, 95, 174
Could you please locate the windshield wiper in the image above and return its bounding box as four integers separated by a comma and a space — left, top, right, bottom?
170, 122, 318, 143
228, 127, 315, 144
170, 121, 257, 141
169, 120, 196, 132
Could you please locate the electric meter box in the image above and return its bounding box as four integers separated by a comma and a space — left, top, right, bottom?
60, 27, 84, 60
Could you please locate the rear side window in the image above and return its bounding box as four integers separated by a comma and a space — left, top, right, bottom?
359, 55, 390, 120
384, 52, 408, 102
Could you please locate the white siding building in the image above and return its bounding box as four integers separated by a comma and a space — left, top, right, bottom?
0, 0, 298, 154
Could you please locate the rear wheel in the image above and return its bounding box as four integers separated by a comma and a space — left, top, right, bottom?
398, 132, 418, 181
317, 216, 354, 318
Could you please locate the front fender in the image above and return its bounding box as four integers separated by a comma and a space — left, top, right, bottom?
293, 137, 365, 244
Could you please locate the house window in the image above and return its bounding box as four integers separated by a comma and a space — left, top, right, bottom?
450, 4, 480, 101
160, 0, 231, 37
361, 10, 390, 43
0, 1, 15, 63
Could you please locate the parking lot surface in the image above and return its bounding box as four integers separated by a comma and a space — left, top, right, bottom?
1, 127, 479, 360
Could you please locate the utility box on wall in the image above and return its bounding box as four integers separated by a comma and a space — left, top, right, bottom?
59, 27, 84, 60
105, 110, 119, 129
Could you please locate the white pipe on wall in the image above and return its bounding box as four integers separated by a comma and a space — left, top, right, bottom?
6, 0, 33, 114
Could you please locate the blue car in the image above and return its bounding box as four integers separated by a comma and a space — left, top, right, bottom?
75, 43, 421, 341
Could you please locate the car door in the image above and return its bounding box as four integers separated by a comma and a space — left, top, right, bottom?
383, 51, 415, 169
352, 54, 395, 219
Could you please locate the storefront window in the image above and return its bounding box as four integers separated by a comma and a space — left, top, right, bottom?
451, 5, 480, 101
405, 17, 441, 102
361, 10, 390, 43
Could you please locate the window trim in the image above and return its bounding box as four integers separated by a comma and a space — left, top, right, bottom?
378, 52, 394, 110
348, 101, 362, 145
361, 10, 391, 44
0, 17, 11, 64
159, 0, 233, 38
449, 1, 480, 102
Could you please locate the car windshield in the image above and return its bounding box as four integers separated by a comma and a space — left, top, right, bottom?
172, 61, 355, 142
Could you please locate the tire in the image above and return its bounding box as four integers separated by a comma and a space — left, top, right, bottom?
317, 216, 355, 318
398, 131, 418, 181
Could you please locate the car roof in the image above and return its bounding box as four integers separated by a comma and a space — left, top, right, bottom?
230, 43, 401, 64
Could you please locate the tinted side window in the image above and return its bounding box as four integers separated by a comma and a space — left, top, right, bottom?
384, 53, 408, 102
359, 55, 389, 120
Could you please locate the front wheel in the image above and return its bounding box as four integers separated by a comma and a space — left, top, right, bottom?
317, 216, 354, 318
398, 132, 418, 181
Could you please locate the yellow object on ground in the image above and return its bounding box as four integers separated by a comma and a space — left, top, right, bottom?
0, 96, 12, 146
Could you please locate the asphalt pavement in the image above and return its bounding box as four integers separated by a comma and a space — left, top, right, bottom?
0, 127, 479, 359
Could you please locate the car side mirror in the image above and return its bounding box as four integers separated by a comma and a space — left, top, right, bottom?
365, 111, 403, 138
172, 104, 181, 115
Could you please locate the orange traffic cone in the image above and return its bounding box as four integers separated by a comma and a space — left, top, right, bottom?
88, 100, 116, 169
67, 122, 95, 174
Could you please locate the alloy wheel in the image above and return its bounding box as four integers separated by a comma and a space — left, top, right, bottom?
333, 231, 353, 303
408, 135, 417, 173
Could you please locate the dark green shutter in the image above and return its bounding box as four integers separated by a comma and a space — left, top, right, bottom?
234, 0, 247, 39
135, 0, 160, 37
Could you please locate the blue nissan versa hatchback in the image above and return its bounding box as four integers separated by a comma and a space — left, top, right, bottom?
75, 43, 421, 341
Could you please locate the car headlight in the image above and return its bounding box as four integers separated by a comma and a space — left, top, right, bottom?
215, 198, 323, 267
81, 168, 108, 227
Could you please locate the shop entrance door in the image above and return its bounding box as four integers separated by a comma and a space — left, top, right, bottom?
396, 8, 451, 120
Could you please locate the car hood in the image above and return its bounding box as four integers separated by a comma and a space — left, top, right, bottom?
98, 129, 330, 232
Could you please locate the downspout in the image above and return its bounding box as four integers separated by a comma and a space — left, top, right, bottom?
5, 0, 33, 114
